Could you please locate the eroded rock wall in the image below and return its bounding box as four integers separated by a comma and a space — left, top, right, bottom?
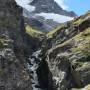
0, 0, 31, 90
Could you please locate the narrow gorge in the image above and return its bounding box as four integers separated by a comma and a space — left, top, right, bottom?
0, 0, 90, 90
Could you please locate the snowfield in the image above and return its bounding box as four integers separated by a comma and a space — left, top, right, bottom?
36, 12, 74, 23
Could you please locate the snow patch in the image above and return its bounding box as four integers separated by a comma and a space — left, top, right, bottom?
35, 12, 74, 23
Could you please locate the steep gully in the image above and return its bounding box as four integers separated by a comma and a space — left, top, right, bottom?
25, 33, 53, 90
14, 1, 90, 89
21, 13, 90, 89
26, 47, 52, 90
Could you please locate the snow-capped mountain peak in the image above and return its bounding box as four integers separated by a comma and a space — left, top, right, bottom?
15, 0, 77, 31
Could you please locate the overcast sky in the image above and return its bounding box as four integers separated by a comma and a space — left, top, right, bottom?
15, 0, 35, 12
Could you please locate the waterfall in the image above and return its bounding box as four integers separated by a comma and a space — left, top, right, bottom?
27, 50, 43, 90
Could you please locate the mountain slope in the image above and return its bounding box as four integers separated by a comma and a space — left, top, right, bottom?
30, 0, 76, 17
45, 11, 90, 90
19, 0, 77, 32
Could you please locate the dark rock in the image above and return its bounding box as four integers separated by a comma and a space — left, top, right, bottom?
0, 0, 31, 90
30, 0, 77, 17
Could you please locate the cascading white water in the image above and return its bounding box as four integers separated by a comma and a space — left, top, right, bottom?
27, 50, 43, 90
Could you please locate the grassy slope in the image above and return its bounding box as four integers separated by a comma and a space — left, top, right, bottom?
47, 11, 90, 38
47, 12, 90, 89
25, 25, 44, 38
47, 24, 65, 38
48, 27, 90, 54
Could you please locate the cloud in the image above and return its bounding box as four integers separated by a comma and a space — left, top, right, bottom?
15, 0, 35, 12
54, 0, 68, 10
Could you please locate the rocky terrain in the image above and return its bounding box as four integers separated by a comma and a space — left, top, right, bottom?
25, 10, 90, 90
45, 11, 90, 90
0, 0, 90, 90
30, 0, 76, 17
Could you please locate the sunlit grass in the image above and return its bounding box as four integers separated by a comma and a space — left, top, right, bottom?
26, 25, 44, 38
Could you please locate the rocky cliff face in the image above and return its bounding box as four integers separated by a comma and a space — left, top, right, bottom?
0, 0, 31, 90
30, 0, 76, 17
